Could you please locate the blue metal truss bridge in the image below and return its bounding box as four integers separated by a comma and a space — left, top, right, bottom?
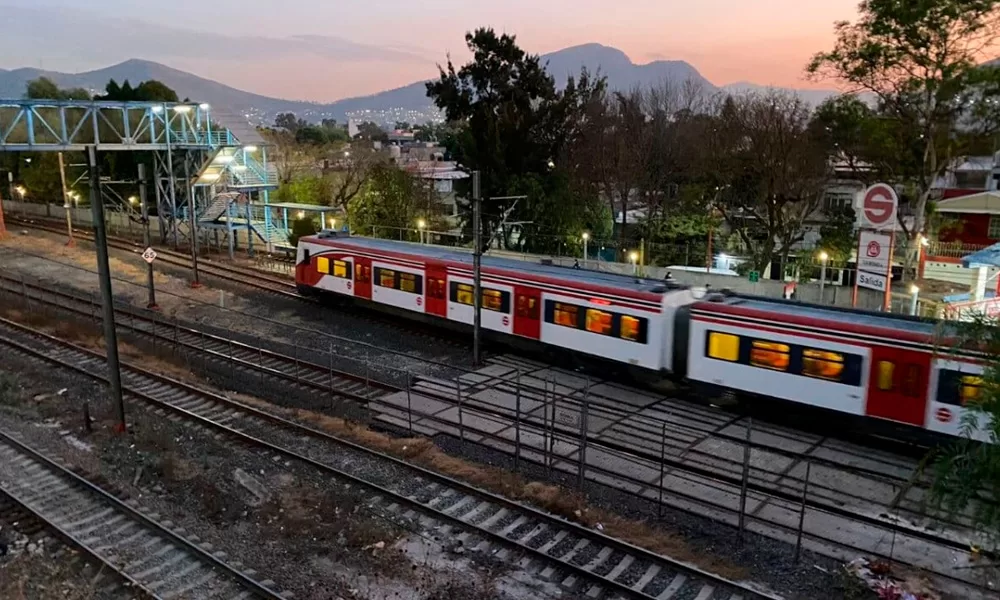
0, 99, 288, 253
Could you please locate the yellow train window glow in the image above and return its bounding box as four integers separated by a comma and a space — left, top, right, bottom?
802, 349, 844, 381
554, 303, 578, 328
877, 361, 894, 391
707, 332, 739, 362
585, 309, 612, 335
483, 289, 503, 311
315, 256, 330, 274
400, 273, 417, 293
961, 375, 983, 404
333, 260, 348, 278
379, 269, 396, 288
455, 283, 474, 305
750, 341, 790, 371
621, 316, 641, 341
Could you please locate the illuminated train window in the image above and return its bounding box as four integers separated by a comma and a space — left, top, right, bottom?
751, 341, 790, 371
378, 269, 396, 288
516, 295, 539, 319
936, 370, 985, 406
876, 361, 895, 391
333, 260, 349, 279
543, 300, 648, 344
354, 263, 371, 283
802, 349, 844, 381
585, 309, 613, 335
707, 332, 740, 362
620, 316, 641, 342
315, 256, 330, 275
428, 278, 446, 299
554, 303, 579, 327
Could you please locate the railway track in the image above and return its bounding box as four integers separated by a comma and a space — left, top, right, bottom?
0, 314, 777, 600
1, 270, 994, 598
0, 425, 289, 600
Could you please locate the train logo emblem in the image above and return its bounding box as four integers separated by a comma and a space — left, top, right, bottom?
935, 407, 953, 423
866, 240, 881, 258
346, 281, 352, 290
416, 297, 422, 306
502, 316, 510, 326
861, 183, 898, 229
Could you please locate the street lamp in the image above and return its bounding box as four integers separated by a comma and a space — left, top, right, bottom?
328, 217, 337, 230
417, 218, 426, 244
581, 232, 590, 268
909, 284, 920, 315
629, 250, 639, 275
818, 251, 829, 301
14, 186, 25, 198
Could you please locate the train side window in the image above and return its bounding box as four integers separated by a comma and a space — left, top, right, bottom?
706, 332, 740, 362
750, 341, 790, 371
315, 256, 330, 275
554, 303, 579, 328
378, 268, 396, 289
802, 349, 844, 382
400, 273, 422, 294
960, 375, 983, 405
516, 295, 539, 319
332, 260, 349, 279
451, 283, 474, 305
428, 278, 446, 299
876, 361, 895, 391
585, 309, 613, 335
620, 316, 641, 342
483, 289, 504, 312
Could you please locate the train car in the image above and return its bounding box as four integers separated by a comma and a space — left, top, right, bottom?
685, 296, 991, 442
296, 232, 993, 442
295, 231, 704, 374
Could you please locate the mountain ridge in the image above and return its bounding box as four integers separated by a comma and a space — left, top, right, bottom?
0, 45, 841, 124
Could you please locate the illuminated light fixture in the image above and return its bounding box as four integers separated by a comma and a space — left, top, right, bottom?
173, 105, 192, 113
919, 235, 930, 246
417, 218, 426, 229
231, 165, 247, 171
581, 232, 589, 241
590, 298, 611, 306
329, 218, 337, 228
213, 154, 235, 163
200, 173, 221, 181
243, 145, 258, 152
628, 251, 639, 263
910, 284, 920, 294
199, 103, 210, 110
151, 105, 164, 113
128, 196, 138, 205
297, 211, 306, 219
818, 251, 829, 262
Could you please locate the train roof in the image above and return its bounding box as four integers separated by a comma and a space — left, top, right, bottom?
701, 294, 949, 340
305, 232, 687, 298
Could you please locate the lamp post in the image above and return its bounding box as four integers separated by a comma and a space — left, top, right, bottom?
629, 250, 639, 276
59, 152, 73, 246
909, 284, 920, 316
581, 232, 589, 268
917, 234, 929, 280
818, 251, 829, 301
417, 218, 427, 244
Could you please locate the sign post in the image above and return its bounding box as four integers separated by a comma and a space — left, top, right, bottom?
853, 184, 898, 310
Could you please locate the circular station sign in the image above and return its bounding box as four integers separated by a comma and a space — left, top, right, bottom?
502, 316, 510, 327
935, 407, 953, 423
861, 183, 898, 230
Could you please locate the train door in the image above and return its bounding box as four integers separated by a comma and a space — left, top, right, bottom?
512, 286, 542, 339
424, 265, 447, 318
864, 345, 930, 426
353, 255, 372, 300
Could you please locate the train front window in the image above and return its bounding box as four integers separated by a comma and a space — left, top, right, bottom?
315, 256, 330, 275
802, 349, 844, 381
750, 341, 790, 371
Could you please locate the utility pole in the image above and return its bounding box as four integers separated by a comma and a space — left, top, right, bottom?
185, 161, 202, 288
58, 152, 74, 246
472, 171, 482, 367
138, 164, 157, 309
0, 184, 6, 240
88, 146, 127, 433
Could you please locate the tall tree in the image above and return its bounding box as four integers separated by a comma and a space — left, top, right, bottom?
808, 0, 1000, 275
426, 27, 605, 249
24, 77, 89, 100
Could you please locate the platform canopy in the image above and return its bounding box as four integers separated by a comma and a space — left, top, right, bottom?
936, 191, 1000, 214
961, 242, 1000, 267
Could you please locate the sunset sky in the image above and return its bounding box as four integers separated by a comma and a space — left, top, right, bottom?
1, 0, 862, 100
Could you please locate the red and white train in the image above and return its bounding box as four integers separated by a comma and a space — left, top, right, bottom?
296, 232, 991, 443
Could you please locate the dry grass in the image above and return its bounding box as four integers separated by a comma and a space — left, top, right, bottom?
0, 552, 106, 600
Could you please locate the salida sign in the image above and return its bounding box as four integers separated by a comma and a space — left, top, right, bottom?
857, 231, 891, 274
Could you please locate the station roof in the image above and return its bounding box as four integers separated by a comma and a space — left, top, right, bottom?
961, 242, 1000, 268
936, 191, 1000, 214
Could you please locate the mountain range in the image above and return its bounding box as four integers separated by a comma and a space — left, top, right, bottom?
0, 44, 840, 125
